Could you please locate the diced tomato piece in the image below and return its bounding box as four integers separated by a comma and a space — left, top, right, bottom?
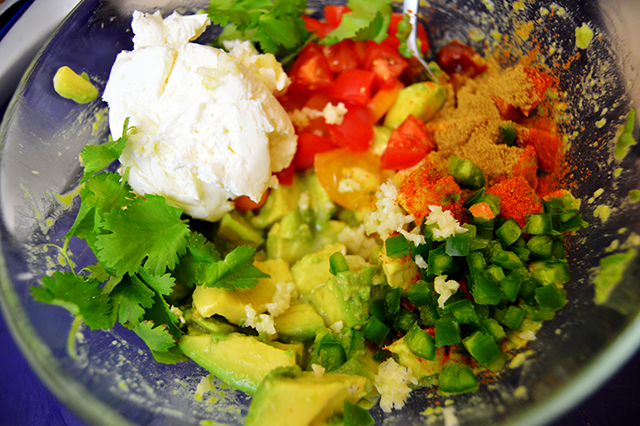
437, 40, 487, 77
487, 176, 543, 228
353, 41, 368, 65
234, 190, 269, 212
288, 42, 334, 94
278, 91, 311, 113
324, 5, 351, 28
380, 115, 435, 170
328, 69, 376, 105
314, 149, 382, 211
322, 40, 359, 75
522, 67, 554, 116
382, 12, 430, 55
512, 144, 539, 190
367, 77, 403, 123
293, 133, 337, 170
362, 42, 409, 86
517, 128, 560, 172
303, 93, 336, 110
275, 163, 295, 186
468, 202, 495, 220
327, 103, 374, 152
302, 16, 329, 38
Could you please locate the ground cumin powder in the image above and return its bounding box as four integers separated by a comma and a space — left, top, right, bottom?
425, 61, 538, 186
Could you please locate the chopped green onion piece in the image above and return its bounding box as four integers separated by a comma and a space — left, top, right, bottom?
483, 264, 505, 282
363, 316, 390, 347
496, 218, 522, 247
445, 299, 479, 324
467, 250, 487, 274
446, 233, 471, 256
476, 318, 506, 344
470, 275, 503, 305
384, 288, 402, 321
492, 250, 525, 269
448, 156, 486, 189
438, 361, 479, 394
499, 305, 526, 330
405, 323, 436, 360
418, 304, 440, 326
408, 280, 435, 307
500, 122, 517, 146
523, 213, 555, 235
428, 245, 454, 275
393, 309, 418, 334
317, 342, 347, 371
386, 234, 411, 258
435, 316, 461, 347
462, 331, 509, 372
530, 260, 571, 285
344, 400, 374, 426
369, 300, 386, 321
500, 268, 528, 302
329, 252, 349, 275
534, 284, 568, 311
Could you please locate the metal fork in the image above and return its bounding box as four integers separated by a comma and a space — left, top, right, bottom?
401, 0, 437, 84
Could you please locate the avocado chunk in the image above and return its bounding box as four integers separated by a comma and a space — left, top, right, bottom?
291, 242, 347, 298
183, 308, 239, 334
384, 82, 447, 128
266, 211, 347, 265
192, 258, 292, 324
179, 333, 298, 395
302, 172, 337, 231
311, 264, 376, 329
388, 337, 466, 382
215, 211, 264, 250
252, 175, 302, 229
379, 250, 419, 291
244, 366, 370, 426
273, 303, 326, 342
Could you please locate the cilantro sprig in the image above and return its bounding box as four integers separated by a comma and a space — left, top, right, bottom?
321, 0, 393, 45
33, 124, 268, 362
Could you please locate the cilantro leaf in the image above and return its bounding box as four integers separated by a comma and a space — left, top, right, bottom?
110, 273, 155, 325
171, 232, 221, 287
67, 172, 134, 243
322, 0, 392, 45
199, 245, 269, 290
80, 118, 131, 181
137, 269, 176, 296
95, 194, 190, 276
151, 346, 187, 364
210, 0, 310, 60
132, 320, 176, 353
32, 272, 114, 330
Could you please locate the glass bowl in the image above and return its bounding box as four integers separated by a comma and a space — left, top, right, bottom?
1, 0, 639, 425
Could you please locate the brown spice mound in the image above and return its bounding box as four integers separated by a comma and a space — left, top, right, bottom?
426, 61, 543, 187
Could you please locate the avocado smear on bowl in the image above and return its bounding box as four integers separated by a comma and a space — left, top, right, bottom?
38, 1, 591, 425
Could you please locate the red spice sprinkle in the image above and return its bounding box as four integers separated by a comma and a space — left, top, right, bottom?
487, 176, 543, 228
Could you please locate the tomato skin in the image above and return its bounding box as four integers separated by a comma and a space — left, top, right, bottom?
289, 42, 334, 94
275, 163, 295, 186
367, 77, 403, 123
235, 190, 269, 212
380, 115, 435, 170
382, 12, 430, 55
293, 133, 337, 170
322, 40, 359, 75
437, 40, 487, 77
302, 16, 328, 38
517, 128, 560, 171
327, 103, 374, 152
324, 5, 351, 28
362, 42, 409, 85
314, 149, 382, 211
328, 69, 376, 105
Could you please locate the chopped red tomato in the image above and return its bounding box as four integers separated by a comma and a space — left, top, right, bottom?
380, 115, 435, 170
303, 93, 335, 110
468, 202, 495, 220
302, 16, 329, 38
362, 42, 409, 85
289, 42, 334, 94
235, 190, 269, 212
314, 149, 382, 211
437, 40, 487, 77
517, 128, 560, 171
322, 40, 359, 75
275, 163, 295, 186
353, 40, 368, 65
328, 69, 376, 105
367, 77, 403, 123
324, 5, 351, 29
293, 133, 337, 170
327, 103, 374, 152
382, 12, 430, 55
